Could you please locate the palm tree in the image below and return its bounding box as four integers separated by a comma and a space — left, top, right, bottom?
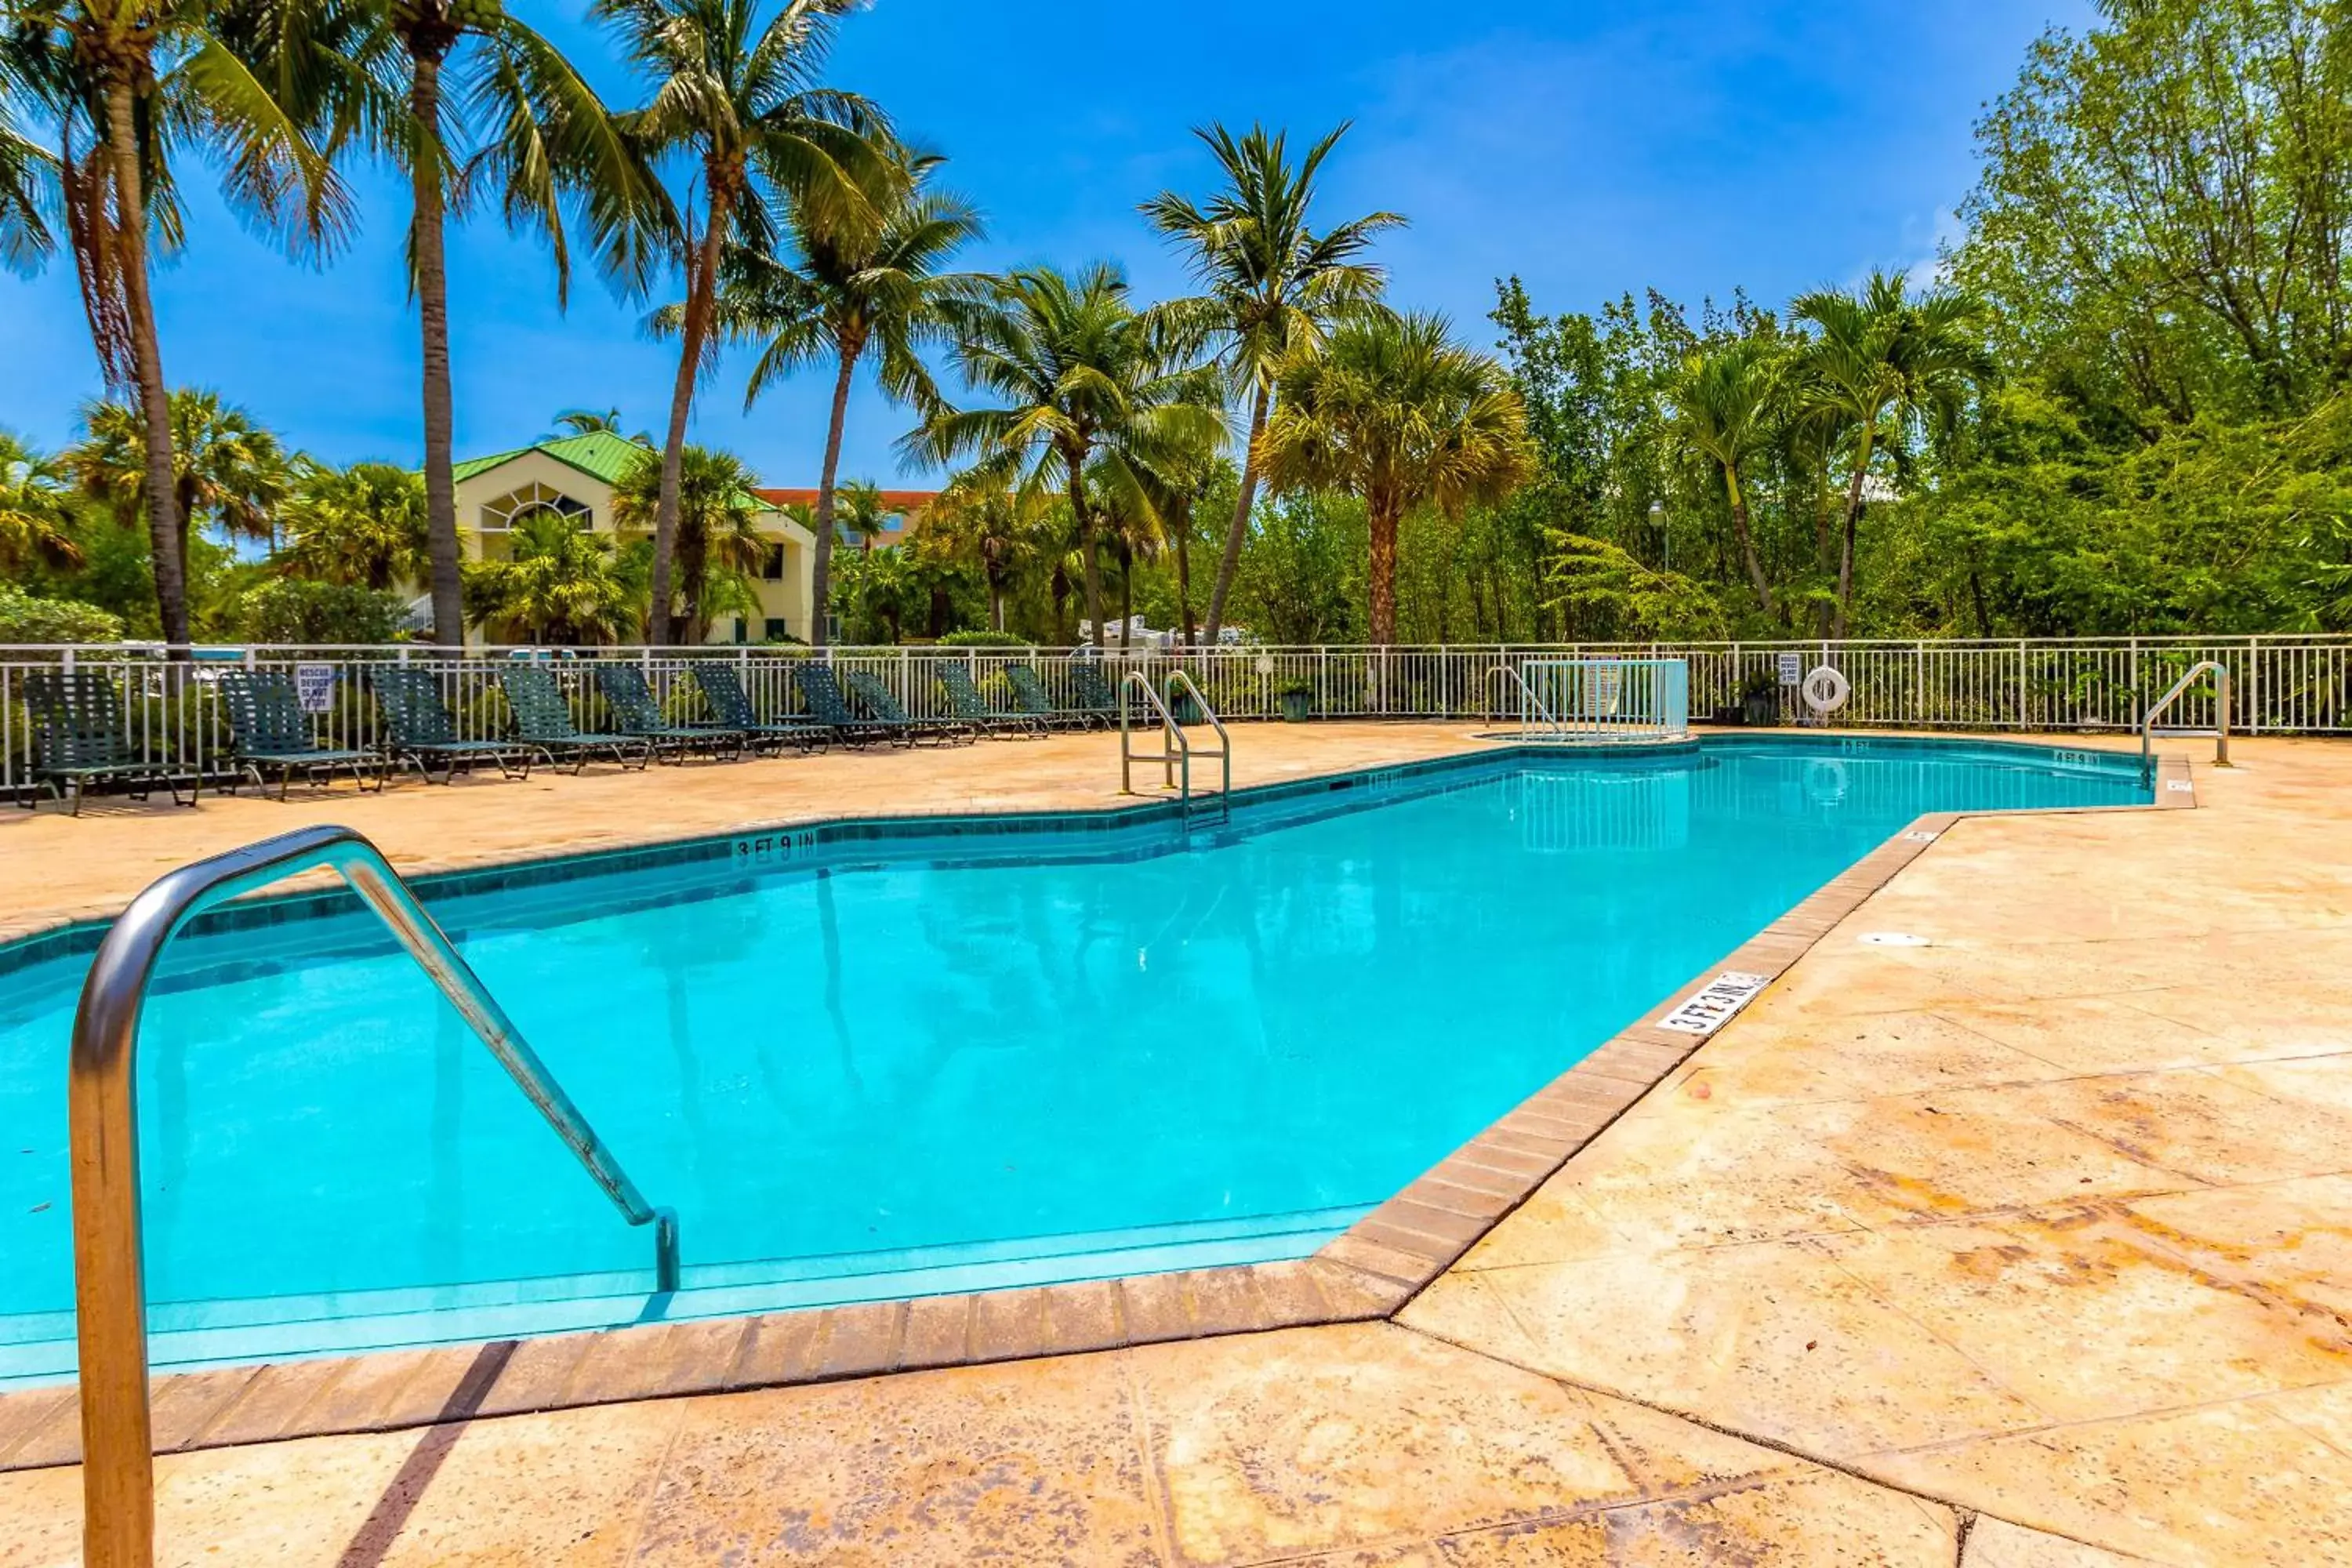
1257, 310, 1534, 646
911, 263, 1222, 648
1792, 270, 1994, 637
0, 430, 82, 573
597, 0, 883, 644
924, 481, 1028, 632
69, 390, 295, 561
833, 478, 890, 553
550, 406, 652, 441
688, 136, 984, 645
5, 0, 347, 646
612, 442, 765, 641
1143, 122, 1403, 644
1669, 340, 1783, 622
278, 459, 430, 590
0, 90, 53, 274
463, 510, 644, 644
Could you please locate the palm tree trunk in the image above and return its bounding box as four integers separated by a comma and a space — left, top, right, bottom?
1118, 542, 1132, 652
1722, 466, 1774, 620
103, 81, 187, 648
1833, 430, 1873, 640
408, 51, 465, 652
1067, 448, 1103, 648
808, 343, 858, 647
1367, 493, 1400, 646
654, 179, 731, 646
1174, 497, 1196, 646
1203, 381, 1268, 643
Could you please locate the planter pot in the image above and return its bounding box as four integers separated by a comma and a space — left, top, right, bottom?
1711, 704, 1744, 727
1278, 691, 1314, 723
1744, 694, 1778, 726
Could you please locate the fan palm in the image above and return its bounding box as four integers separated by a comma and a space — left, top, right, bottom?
1792, 270, 1995, 637
69, 389, 294, 560
0, 431, 82, 573
596, 0, 884, 644
909, 262, 1222, 648
689, 136, 983, 644
1257, 310, 1534, 646
1668, 340, 1784, 622
5, 0, 347, 646
612, 441, 765, 641
463, 510, 643, 644
278, 459, 430, 590
1143, 122, 1402, 644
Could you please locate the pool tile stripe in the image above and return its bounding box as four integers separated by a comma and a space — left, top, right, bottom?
0, 741, 2194, 1471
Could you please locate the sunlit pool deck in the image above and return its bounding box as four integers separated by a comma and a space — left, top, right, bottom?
4, 722, 2350, 1564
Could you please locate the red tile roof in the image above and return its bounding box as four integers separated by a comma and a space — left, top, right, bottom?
753, 488, 940, 514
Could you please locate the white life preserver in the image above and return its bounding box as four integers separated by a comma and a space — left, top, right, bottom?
1801, 664, 1851, 714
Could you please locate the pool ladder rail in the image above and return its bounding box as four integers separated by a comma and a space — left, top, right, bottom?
1119, 669, 1231, 822
2140, 658, 2232, 775
67, 822, 677, 1568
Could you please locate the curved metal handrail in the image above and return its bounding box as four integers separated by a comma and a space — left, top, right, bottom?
2140, 659, 2232, 771
1486, 662, 1559, 734
69, 823, 676, 1568
1164, 670, 1232, 811
1120, 668, 1187, 797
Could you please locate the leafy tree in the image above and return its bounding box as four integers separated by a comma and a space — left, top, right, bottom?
5, 0, 346, 645
597, 0, 881, 644
0, 430, 82, 573
924, 480, 1028, 631
231, 577, 411, 642
464, 510, 644, 643
913, 262, 1222, 647
611, 442, 764, 641
1144, 122, 1402, 642
278, 459, 430, 590
1257, 310, 1534, 644
1544, 532, 1725, 640
1668, 340, 1784, 622
68, 390, 293, 562
0, 584, 123, 643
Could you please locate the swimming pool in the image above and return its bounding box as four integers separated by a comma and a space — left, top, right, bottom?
0, 737, 2150, 1382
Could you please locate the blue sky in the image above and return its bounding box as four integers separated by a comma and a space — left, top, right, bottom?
0, 0, 2090, 486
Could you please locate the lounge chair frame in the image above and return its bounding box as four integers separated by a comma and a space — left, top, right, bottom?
20, 670, 194, 815
216, 669, 387, 799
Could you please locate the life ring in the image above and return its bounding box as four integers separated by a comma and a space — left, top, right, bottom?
1801, 664, 1851, 715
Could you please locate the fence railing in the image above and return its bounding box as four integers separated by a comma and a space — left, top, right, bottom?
1512, 658, 1690, 742
0, 637, 2342, 801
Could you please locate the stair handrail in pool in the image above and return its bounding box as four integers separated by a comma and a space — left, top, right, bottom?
1118, 669, 1230, 819
1486, 662, 1560, 737
2140, 659, 2232, 773
67, 822, 679, 1568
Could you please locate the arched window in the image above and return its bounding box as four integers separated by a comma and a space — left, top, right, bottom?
480, 482, 591, 533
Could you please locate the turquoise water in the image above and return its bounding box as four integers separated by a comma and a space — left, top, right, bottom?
0, 739, 2147, 1379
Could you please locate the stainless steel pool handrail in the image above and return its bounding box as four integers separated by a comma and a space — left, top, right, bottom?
1165, 670, 1232, 818
1486, 663, 1559, 735
68, 822, 677, 1568
2141, 659, 2232, 771
1118, 670, 1230, 818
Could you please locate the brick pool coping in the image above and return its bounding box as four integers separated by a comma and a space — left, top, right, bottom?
0, 743, 2197, 1472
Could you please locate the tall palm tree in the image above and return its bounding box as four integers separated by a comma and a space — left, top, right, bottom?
1143, 122, 1402, 644
551, 406, 652, 441
1257, 310, 1534, 646
1792, 270, 1994, 637
1669, 339, 1783, 622
5, 0, 347, 646
597, 0, 883, 644
278, 458, 430, 590
70, 389, 295, 561
612, 442, 764, 641
0, 430, 82, 573
924, 479, 1027, 632
463, 510, 644, 644
910, 263, 1221, 648
688, 136, 985, 645
0, 90, 53, 274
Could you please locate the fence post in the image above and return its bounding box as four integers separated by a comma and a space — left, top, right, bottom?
2247, 635, 2260, 735
2016, 639, 2027, 730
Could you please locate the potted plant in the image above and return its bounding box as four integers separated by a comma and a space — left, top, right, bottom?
1740, 667, 1780, 726
1277, 680, 1315, 723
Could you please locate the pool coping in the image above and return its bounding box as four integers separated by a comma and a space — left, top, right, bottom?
0, 739, 2197, 1472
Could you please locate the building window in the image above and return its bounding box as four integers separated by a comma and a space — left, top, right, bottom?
761, 543, 786, 581
481, 483, 590, 533
763, 617, 790, 643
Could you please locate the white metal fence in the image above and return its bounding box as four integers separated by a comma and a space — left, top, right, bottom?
1508, 658, 1690, 743
0, 637, 2343, 802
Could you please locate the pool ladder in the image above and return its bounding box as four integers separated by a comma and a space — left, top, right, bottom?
1120, 669, 1231, 822
2140, 659, 2232, 775
66, 823, 677, 1568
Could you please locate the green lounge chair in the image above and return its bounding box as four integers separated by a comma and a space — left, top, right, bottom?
1002, 662, 1086, 731
1064, 659, 1123, 729
591, 663, 742, 761
843, 669, 972, 746
688, 662, 832, 754
217, 669, 385, 798
791, 662, 907, 747
20, 670, 192, 814
935, 662, 1045, 739
499, 665, 653, 773
365, 666, 533, 782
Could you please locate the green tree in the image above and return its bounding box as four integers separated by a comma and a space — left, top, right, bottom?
1792, 270, 1995, 637
611, 442, 764, 641
913, 262, 1222, 648
5, 0, 345, 645
278, 459, 430, 590
1144, 122, 1402, 643
1257, 310, 1534, 645
1668, 339, 1784, 621
697, 136, 984, 644
464, 510, 644, 643
68, 390, 294, 564
0, 430, 82, 574
924, 480, 1029, 632
597, 0, 881, 644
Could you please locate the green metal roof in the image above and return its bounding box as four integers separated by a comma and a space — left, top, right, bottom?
449, 430, 655, 488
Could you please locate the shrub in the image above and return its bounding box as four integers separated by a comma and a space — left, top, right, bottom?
0, 586, 126, 644
938, 629, 1029, 648
232, 579, 411, 644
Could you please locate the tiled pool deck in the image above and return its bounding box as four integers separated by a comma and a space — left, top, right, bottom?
3, 724, 2347, 1563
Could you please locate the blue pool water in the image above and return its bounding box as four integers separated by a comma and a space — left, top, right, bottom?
0, 738, 2148, 1380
